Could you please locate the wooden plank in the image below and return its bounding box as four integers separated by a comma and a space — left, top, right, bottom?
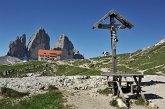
108, 81, 134, 83
116, 81, 124, 99
92, 9, 134, 29
133, 76, 142, 96
101, 72, 144, 77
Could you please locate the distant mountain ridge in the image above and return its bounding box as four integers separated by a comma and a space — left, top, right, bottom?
0, 38, 164, 75
7, 28, 50, 60
6, 28, 84, 60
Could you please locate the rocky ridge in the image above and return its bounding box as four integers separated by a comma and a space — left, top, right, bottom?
27, 28, 50, 60
7, 28, 50, 60
54, 34, 84, 60
6, 28, 83, 60
54, 34, 74, 60
7, 34, 26, 59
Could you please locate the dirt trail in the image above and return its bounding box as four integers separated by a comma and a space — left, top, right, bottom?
62, 87, 147, 109
62, 87, 114, 109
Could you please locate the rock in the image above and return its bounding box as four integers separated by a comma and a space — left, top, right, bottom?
54, 34, 74, 60
27, 28, 50, 60
148, 102, 159, 109
7, 34, 26, 59
116, 98, 127, 109
2, 70, 11, 76
73, 49, 84, 59
73, 54, 84, 59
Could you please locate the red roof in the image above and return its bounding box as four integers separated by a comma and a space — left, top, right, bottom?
38, 50, 62, 56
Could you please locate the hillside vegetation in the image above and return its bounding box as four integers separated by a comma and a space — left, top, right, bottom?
66, 40, 165, 75
0, 39, 164, 77
0, 86, 69, 109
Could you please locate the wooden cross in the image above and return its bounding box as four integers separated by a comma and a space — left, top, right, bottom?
93, 9, 133, 74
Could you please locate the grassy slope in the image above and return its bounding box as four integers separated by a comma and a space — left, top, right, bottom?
0, 61, 48, 77
127, 43, 165, 74
0, 42, 164, 76
0, 86, 68, 109
69, 43, 165, 74
0, 60, 100, 77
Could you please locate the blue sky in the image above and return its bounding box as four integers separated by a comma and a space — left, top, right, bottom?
0, 0, 165, 58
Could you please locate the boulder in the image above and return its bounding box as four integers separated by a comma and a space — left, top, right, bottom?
116, 98, 127, 109
73, 54, 84, 59
54, 34, 74, 60
7, 34, 26, 59
27, 28, 50, 60
73, 49, 84, 59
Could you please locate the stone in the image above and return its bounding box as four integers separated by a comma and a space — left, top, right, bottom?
148, 102, 159, 109
54, 34, 74, 60
116, 98, 127, 109
73, 49, 84, 59
7, 34, 26, 59
27, 28, 50, 60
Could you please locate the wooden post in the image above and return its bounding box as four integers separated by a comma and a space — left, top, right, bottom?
110, 16, 118, 96
133, 76, 142, 96
110, 16, 117, 74
92, 9, 134, 96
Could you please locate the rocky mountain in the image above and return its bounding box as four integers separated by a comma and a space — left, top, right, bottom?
54, 34, 74, 60
6, 28, 84, 60
7, 34, 26, 59
27, 28, 50, 60
54, 34, 84, 60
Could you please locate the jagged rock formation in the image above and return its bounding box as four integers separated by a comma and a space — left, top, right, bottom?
27, 28, 50, 60
6, 28, 84, 60
73, 49, 84, 59
54, 34, 74, 60
7, 34, 26, 59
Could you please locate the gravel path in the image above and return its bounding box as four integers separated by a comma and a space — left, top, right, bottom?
142, 75, 165, 109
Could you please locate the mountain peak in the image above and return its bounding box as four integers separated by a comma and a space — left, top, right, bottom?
155, 38, 165, 46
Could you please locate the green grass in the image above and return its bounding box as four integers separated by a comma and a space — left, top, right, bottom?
117, 65, 137, 74
0, 42, 164, 77
48, 85, 58, 91
15, 88, 65, 109
0, 87, 29, 98
134, 96, 146, 105
97, 87, 112, 96
56, 65, 100, 76
0, 61, 48, 77
71, 59, 91, 66
109, 98, 118, 107
0, 60, 100, 77
0, 86, 69, 109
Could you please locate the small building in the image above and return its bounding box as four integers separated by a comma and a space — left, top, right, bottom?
102, 51, 110, 56
38, 49, 62, 61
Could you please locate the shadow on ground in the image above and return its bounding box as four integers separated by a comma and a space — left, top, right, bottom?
144, 93, 163, 100
128, 93, 163, 100
141, 80, 165, 86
